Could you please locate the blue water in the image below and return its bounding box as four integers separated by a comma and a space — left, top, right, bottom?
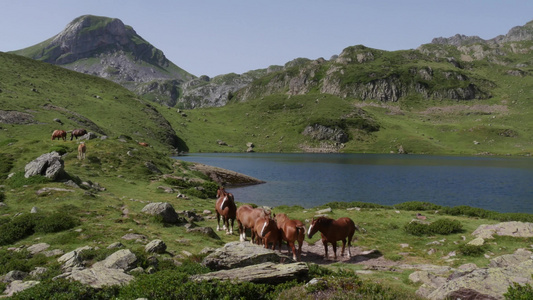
174, 153, 533, 214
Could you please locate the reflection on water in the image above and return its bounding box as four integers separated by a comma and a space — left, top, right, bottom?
175, 153, 533, 213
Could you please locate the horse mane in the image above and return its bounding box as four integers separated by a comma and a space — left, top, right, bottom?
315, 216, 334, 225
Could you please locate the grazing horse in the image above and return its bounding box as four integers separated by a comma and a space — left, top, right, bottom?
51, 130, 67, 141
275, 213, 306, 261
77, 142, 86, 160
215, 187, 237, 235
70, 129, 87, 140
307, 216, 358, 259
254, 216, 282, 250
236, 205, 271, 242
138, 142, 149, 147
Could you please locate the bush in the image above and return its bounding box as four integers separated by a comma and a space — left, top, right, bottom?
0, 212, 78, 246
404, 218, 462, 236
6, 172, 51, 189
48, 145, 70, 155
458, 244, 487, 257
505, 281, 533, 300
33, 213, 79, 233
428, 218, 463, 235
394, 201, 442, 211
9, 278, 119, 300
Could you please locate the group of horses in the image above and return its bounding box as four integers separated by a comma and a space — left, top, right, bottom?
214, 186, 359, 261
51, 129, 87, 160
51, 129, 87, 141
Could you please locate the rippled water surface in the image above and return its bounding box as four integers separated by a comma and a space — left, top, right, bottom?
175, 153, 533, 213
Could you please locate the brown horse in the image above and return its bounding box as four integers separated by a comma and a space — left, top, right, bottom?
275, 213, 306, 261
77, 142, 86, 160
51, 130, 67, 141
254, 216, 282, 250
307, 216, 358, 259
70, 129, 87, 140
236, 205, 271, 242
215, 187, 237, 235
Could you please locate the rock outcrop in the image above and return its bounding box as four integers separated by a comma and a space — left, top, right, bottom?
141, 202, 182, 224
192, 262, 309, 284
24, 152, 65, 180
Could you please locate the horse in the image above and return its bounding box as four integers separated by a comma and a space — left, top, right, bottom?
307, 216, 358, 259
51, 130, 67, 141
138, 142, 149, 147
77, 142, 86, 160
215, 187, 237, 235
236, 205, 271, 242
70, 129, 87, 140
275, 213, 306, 261
254, 216, 282, 250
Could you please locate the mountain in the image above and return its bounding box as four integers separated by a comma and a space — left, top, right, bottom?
10, 15, 195, 107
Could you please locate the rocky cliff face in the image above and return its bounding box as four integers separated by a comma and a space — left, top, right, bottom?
12, 15, 195, 107
233, 46, 491, 103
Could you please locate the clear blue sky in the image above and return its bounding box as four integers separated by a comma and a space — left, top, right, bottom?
2, 0, 532, 77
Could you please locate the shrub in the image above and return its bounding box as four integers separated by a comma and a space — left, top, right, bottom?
428, 218, 463, 235
394, 201, 442, 211
404, 221, 429, 236
6, 172, 51, 189
0, 191, 4, 202
33, 212, 79, 233
458, 244, 487, 257
9, 278, 119, 300
0, 214, 37, 245
505, 281, 533, 300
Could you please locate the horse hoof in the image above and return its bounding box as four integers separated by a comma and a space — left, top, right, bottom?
226, 231, 232, 235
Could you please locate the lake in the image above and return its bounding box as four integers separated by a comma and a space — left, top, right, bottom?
174, 153, 533, 214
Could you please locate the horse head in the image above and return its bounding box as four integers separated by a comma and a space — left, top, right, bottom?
307, 217, 331, 238
259, 217, 274, 238
216, 186, 226, 198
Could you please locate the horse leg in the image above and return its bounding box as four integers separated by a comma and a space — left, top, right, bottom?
322, 240, 329, 259
332, 242, 338, 260
341, 238, 346, 257
216, 212, 221, 231
237, 220, 245, 242
289, 242, 297, 261
347, 236, 352, 258
229, 218, 234, 235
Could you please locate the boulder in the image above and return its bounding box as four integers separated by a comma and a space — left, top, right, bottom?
423, 249, 533, 300
92, 249, 138, 272
2, 280, 40, 297
2, 270, 28, 283
186, 227, 220, 240
145, 239, 167, 254
57, 246, 92, 271
26, 243, 50, 255
472, 221, 533, 239
67, 264, 134, 288
141, 202, 181, 224
24, 152, 65, 180
191, 262, 309, 284
202, 242, 292, 271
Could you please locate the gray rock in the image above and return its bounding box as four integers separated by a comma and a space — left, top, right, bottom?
30, 206, 39, 213
145, 239, 167, 254
93, 249, 138, 272
67, 264, 134, 288
2, 270, 28, 283
121, 233, 147, 241
24, 152, 65, 180
57, 246, 92, 271
472, 221, 533, 239
141, 202, 181, 224
202, 242, 292, 271
27, 243, 50, 255
186, 227, 220, 240
2, 280, 40, 297
191, 262, 308, 284
144, 161, 162, 174
43, 249, 64, 257
107, 242, 124, 249
29, 267, 48, 279
302, 124, 349, 143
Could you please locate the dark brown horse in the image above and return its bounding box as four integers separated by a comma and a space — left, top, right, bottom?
254, 216, 282, 250
275, 213, 305, 261
215, 187, 237, 235
307, 216, 358, 259
51, 130, 67, 141
70, 129, 87, 140
236, 205, 271, 242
